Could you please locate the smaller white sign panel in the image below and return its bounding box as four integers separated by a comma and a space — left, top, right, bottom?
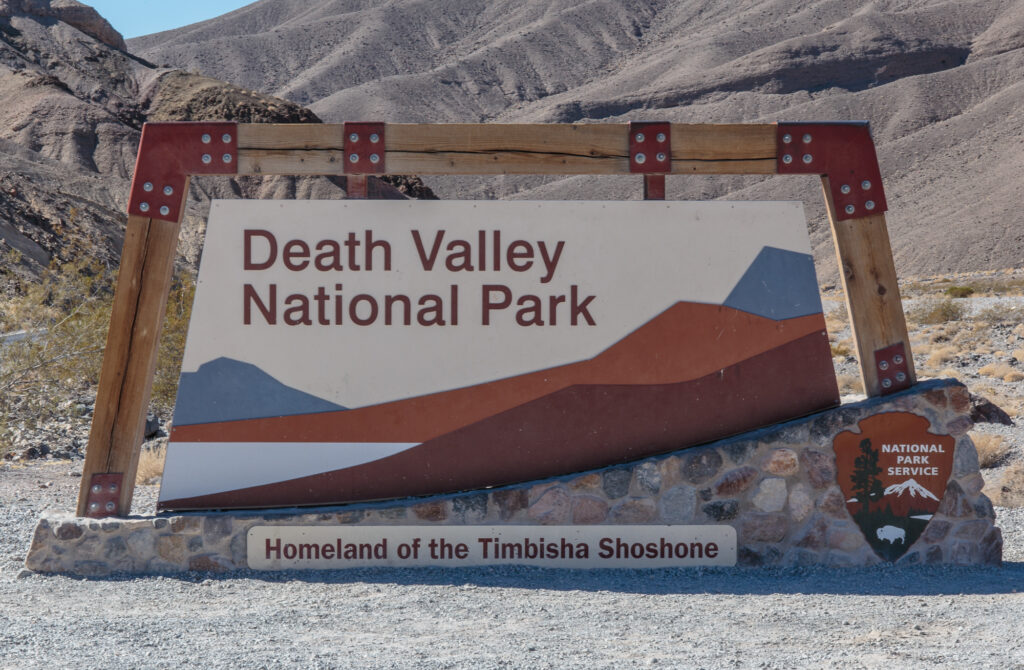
247, 525, 737, 569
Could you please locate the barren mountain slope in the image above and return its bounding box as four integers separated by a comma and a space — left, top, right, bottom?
0, 1, 411, 288
132, 0, 1024, 278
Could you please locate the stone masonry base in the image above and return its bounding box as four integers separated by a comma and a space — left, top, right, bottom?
25, 379, 1001, 575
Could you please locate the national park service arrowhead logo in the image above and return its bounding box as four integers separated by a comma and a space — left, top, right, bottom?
833, 412, 954, 562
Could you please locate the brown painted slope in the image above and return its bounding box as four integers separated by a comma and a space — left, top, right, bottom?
171, 303, 828, 444
161, 330, 838, 510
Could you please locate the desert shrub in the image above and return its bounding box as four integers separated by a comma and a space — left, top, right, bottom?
830, 340, 852, 357
974, 304, 1024, 325
986, 462, 1024, 508
136, 443, 166, 485
978, 362, 1023, 382
836, 373, 863, 395
944, 285, 975, 298
925, 345, 958, 368
907, 298, 966, 325
973, 433, 1009, 468
0, 256, 115, 453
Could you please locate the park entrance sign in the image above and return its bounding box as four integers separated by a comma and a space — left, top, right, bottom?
159, 200, 839, 510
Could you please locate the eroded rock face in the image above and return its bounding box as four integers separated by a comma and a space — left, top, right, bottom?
0, 0, 126, 50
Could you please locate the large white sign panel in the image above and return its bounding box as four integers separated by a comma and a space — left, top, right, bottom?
248, 525, 737, 569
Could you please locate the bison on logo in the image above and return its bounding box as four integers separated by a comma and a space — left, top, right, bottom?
833, 412, 954, 562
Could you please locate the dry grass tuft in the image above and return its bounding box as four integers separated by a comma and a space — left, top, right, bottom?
1006, 371, 1024, 383
836, 373, 863, 395
985, 462, 1024, 508
831, 339, 852, 358
926, 345, 958, 368
973, 433, 1009, 468
979, 362, 1015, 379
1013, 349, 1024, 362
136, 445, 166, 485
1013, 324, 1024, 339
907, 298, 966, 326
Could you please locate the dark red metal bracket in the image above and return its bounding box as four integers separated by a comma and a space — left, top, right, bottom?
128, 122, 239, 223
777, 122, 887, 222
344, 122, 386, 174
83, 473, 124, 518
874, 342, 911, 395
629, 122, 671, 174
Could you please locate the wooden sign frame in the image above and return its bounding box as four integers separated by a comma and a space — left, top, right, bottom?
77, 121, 915, 518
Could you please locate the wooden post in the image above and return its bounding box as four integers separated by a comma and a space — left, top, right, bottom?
77, 211, 185, 516
822, 177, 916, 397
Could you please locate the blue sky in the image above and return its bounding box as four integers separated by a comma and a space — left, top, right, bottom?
85, 1, 257, 39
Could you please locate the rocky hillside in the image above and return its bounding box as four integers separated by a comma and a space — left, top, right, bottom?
131, 0, 1024, 279
0, 0, 424, 290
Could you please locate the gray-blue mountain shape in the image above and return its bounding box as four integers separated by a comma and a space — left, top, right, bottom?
173, 357, 345, 426
723, 246, 822, 320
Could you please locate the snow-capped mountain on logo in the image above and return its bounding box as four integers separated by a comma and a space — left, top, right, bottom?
884, 478, 940, 501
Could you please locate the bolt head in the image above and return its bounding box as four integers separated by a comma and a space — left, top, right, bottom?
105, 501, 115, 512
865, 200, 875, 210
88, 502, 99, 511
635, 133, 645, 143
656, 152, 666, 162
782, 154, 793, 164
143, 182, 154, 192
201, 133, 211, 144
634, 152, 646, 165
802, 133, 812, 143
222, 133, 232, 143
882, 378, 893, 389
349, 153, 359, 163
896, 371, 907, 383
893, 354, 904, 365
222, 153, 233, 164
845, 204, 856, 215
108, 483, 118, 493
656, 132, 666, 143
840, 184, 851, 194
160, 206, 170, 216
861, 180, 872, 189
879, 360, 889, 371
802, 153, 813, 164
782, 134, 792, 144
349, 133, 359, 142
163, 185, 173, 196
91, 484, 101, 494
369, 133, 380, 143
369, 153, 380, 164
139, 202, 150, 212
201, 154, 212, 164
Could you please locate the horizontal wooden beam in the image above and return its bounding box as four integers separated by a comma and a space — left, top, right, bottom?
236, 123, 777, 176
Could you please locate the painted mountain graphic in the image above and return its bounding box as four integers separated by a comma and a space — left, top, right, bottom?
882, 478, 941, 517
173, 357, 346, 426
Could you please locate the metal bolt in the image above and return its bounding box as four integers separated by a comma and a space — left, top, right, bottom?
163, 185, 173, 196
782, 154, 793, 164
91, 484, 101, 494
840, 184, 851, 194
139, 202, 150, 212
160, 206, 170, 216
882, 378, 893, 389
369, 133, 380, 143
143, 182, 153, 192
202, 154, 212, 164
89, 502, 99, 512
656, 132, 666, 143
656, 152, 667, 162
893, 354, 904, 365
349, 133, 359, 142
895, 371, 907, 383
349, 153, 359, 163
201, 133, 211, 144
782, 133, 792, 144
865, 200, 876, 211
802, 134, 812, 143
635, 133, 645, 143
108, 483, 118, 493
634, 152, 646, 165
105, 501, 116, 512
223, 153, 233, 164
222, 133, 232, 143
802, 153, 813, 164
845, 204, 855, 215
370, 153, 380, 164
879, 360, 890, 371
862, 180, 871, 190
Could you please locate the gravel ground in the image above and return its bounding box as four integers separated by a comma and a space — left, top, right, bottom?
2, 462, 1023, 669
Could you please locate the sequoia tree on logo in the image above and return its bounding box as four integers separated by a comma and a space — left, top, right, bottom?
850, 438, 884, 517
